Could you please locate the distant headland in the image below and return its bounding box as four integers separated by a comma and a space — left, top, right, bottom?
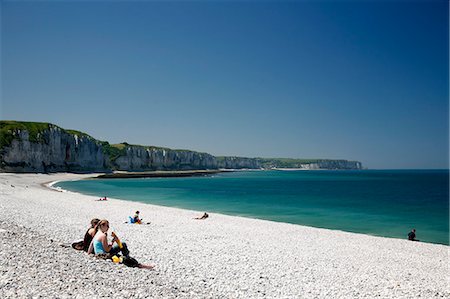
0, 121, 362, 173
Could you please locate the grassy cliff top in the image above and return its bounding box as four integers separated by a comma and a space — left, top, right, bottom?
109, 142, 209, 154
216, 156, 332, 164
255, 158, 359, 167
1, 121, 52, 148
1, 121, 359, 167
215, 157, 359, 167
0, 120, 209, 157
0, 121, 94, 148
257, 158, 347, 163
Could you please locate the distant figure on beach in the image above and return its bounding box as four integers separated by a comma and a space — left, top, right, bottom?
97, 196, 107, 201
408, 229, 419, 241
194, 212, 209, 220
71, 218, 100, 251
133, 211, 142, 224
87, 219, 154, 269
126, 211, 150, 224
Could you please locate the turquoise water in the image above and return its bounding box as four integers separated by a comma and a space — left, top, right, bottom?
56, 170, 449, 245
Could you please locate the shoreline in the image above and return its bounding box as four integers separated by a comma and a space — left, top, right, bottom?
96, 169, 225, 179
0, 173, 448, 298
52, 171, 449, 246
50, 179, 449, 246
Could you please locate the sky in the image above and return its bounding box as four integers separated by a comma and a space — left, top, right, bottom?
1, 0, 448, 169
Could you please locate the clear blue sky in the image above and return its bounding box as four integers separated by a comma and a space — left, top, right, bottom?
1, 0, 448, 169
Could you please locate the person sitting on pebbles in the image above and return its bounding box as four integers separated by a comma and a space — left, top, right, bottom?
82, 218, 100, 251
133, 211, 142, 224
126, 211, 150, 224
88, 219, 130, 257
71, 218, 99, 251
88, 219, 154, 269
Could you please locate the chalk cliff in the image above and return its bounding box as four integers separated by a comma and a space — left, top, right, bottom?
0, 124, 106, 173
0, 121, 363, 173
297, 160, 363, 170
216, 156, 261, 169
112, 146, 217, 171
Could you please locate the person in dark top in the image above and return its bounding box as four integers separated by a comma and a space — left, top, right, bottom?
133, 211, 142, 224
83, 218, 100, 251
408, 229, 419, 241
194, 212, 209, 220
71, 218, 100, 251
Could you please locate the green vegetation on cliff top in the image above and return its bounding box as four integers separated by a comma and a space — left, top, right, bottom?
258, 158, 327, 168
100, 142, 128, 161
115, 142, 207, 153
1, 121, 52, 148
256, 158, 355, 167
0, 120, 209, 160
215, 157, 359, 168
0, 121, 93, 149
1, 121, 359, 167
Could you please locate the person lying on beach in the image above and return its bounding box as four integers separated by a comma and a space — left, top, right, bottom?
194, 212, 209, 220
87, 219, 154, 269
408, 229, 419, 241
71, 218, 100, 251
97, 196, 108, 201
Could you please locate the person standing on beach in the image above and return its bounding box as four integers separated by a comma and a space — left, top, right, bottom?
408, 229, 419, 241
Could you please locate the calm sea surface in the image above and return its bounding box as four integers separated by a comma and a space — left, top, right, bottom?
56, 170, 449, 245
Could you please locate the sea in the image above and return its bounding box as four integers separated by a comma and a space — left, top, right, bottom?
55, 170, 449, 245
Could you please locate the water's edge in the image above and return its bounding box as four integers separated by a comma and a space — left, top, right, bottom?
53, 170, 449, 246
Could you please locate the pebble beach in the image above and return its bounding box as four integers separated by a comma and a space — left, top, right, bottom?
0, 173, 448, 298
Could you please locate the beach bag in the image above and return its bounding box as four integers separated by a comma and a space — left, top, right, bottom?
71, 240, 84, 251
122, 256, 139, 267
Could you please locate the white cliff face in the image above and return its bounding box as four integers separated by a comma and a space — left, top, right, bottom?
114, 147, 218, 171
1, 127, 106, 173
0, 126, 233, 172
0, 123, 363, 173
217, 157, 261, 169
299, 161, 362, 170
